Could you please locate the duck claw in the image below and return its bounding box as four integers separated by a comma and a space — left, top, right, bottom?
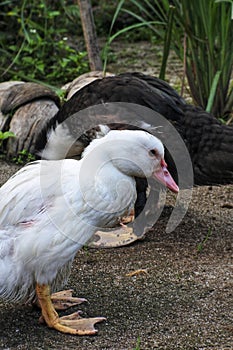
51, 289, 87, 310
59, 312, 106, 334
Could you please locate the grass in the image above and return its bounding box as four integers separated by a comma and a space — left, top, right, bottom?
197, 228, 213, 253
133, 336, 141, 350
106, 0, 233, 121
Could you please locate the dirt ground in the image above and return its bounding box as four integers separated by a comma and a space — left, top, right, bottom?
0, 41, 233, 350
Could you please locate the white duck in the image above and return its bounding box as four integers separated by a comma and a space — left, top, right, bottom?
0, 130, 178, 335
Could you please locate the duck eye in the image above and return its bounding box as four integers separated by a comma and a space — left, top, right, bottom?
149, 149, 157, 157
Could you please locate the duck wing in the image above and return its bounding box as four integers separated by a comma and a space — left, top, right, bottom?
0, 160, 81, 228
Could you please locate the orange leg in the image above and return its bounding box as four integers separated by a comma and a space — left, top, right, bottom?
36, 284, 105, 335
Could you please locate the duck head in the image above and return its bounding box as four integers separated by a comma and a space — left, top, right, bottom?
84, 130, 179, 193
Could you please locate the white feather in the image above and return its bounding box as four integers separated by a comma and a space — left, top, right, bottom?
0, 130, 164, 302
39, 123, 84, 160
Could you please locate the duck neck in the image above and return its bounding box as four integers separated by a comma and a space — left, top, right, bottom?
79, 158, 137, 226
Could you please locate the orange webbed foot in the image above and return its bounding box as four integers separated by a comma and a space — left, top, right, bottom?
36, 284, 106, 335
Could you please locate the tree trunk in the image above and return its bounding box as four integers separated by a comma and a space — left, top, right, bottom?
77, 0, 103, 71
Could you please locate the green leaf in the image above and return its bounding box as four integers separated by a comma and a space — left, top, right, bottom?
206, 70, 222, 113
0, 131, 16, 141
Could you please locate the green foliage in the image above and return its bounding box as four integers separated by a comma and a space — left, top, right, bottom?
0, 130, 15, 142
0, 0, 89, 86
12, 149, 36, 164
110, 0, 233, 121
0, 131, 15, 159
133, 337, 141, 350
102, 0, 164, 73
197, 228, 213, 253
0, 133, 37, 164
169, 0, 233, 119
92, 0, 154, 41
0, 131, 15, 150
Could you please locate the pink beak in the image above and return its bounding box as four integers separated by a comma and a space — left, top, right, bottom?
153, 159, 179, 193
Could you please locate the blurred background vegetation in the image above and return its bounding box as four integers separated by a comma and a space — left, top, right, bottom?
0, 0, 142, 86
0, 0, 232, 121
0, 0, 88, 86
